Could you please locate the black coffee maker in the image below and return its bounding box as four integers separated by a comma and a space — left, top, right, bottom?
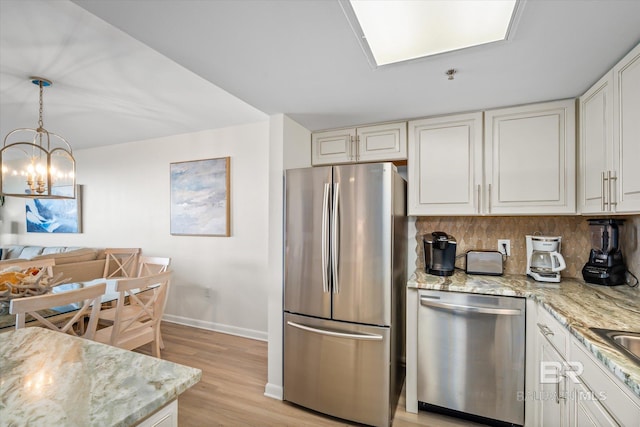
423, 231, 457, 276
582, 219, 626, 286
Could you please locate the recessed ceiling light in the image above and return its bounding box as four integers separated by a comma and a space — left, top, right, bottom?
341, 0, 524, 68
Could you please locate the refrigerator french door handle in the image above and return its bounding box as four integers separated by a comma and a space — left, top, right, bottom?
420, 297, 522, 316
331, 182, 340, 294
287, 321, 383, 341
321, 183, 330, 293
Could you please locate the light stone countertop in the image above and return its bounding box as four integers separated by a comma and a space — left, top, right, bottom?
408, 269, 640, 399
0, 327, 202, 426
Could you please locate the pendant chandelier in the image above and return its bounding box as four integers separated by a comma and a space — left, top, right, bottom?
0, 77, 76, 199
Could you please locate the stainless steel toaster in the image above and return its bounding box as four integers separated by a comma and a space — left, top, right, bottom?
466, 251, 504, 275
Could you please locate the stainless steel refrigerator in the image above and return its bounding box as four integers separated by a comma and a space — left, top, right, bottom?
283, 162, 406, 427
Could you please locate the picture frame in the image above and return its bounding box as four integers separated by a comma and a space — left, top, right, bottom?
26, 185, 82, 233
170, 157, 230, 236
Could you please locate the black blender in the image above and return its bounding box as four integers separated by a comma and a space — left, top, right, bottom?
582, 219, 626, 286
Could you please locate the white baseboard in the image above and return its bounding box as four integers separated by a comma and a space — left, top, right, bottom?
163, 314, 267, 342
264, 383, 283, 400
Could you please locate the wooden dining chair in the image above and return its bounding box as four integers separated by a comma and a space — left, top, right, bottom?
102, 248, 141, 278
134, 256, 172, 349
9, 282, 107, 340
93, 271, 172, 358
136, 256, 171, 277
99, 256, 171, 325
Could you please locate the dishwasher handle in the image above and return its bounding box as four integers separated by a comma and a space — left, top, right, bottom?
286, 321, 383, 341
420, 297, 522, 316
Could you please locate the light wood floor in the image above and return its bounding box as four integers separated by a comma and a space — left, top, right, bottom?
135, 322, 486, 427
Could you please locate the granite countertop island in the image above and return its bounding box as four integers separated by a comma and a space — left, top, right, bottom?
0, 327, 202, 426
409, 269, 640, 399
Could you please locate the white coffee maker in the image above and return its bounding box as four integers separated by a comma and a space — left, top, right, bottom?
525, 235, 566, 283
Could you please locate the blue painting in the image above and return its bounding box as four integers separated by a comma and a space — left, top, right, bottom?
26, 185, 82, 233
170, 157, 230, 236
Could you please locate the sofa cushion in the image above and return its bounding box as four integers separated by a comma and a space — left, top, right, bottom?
39, 246, 83, 256
1, 246, 25, 260
19, 246, 45, 259
32, 248, 98, 265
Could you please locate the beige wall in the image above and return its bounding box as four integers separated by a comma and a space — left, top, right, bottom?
415, 215, 640, 281
0, 121, 272, 340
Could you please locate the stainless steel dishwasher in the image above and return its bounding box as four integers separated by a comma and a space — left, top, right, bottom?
417, 290, 526, 426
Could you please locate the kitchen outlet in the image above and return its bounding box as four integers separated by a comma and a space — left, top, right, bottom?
498, 239, 511, 256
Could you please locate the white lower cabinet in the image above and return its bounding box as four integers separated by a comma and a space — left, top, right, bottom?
569, 381, 617, 427
539, 341, 569, 426
137, 400, 178, 427
530, 305, 640, 427
570, 338, 640, 426
535, 306, 570, 426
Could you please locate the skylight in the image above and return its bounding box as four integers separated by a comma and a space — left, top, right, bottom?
342, 0, 521, 67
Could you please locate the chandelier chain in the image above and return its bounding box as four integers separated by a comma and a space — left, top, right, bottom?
38, 80, 44, 129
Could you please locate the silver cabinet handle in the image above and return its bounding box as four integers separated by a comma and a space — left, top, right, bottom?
331, 182, 340, 294
488, 183, 492, 213
420, 297, 522, 315
356, 135, 360, 162
537, 322, 555, 336
556, 374, 562, 404
477, 184, 481, 214
349, 135, 355, 162
608, 170, 617, 209
321, 183, 330, 293
287, 321, 383, 341
601, 171, 607, 212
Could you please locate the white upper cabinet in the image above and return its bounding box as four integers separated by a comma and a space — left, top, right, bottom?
579, 42, 640, 214
311, 122, 407, 166
578, 72, 614, 214
408, 113, 483, 215
484, 99, 576, 215
613, 43, 640, 213
311, 128, 356, 165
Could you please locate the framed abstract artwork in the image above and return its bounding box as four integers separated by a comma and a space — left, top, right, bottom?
26, 185, 82, 233
170, 157, 230, 236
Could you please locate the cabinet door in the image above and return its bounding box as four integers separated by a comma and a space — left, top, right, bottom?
539, 340, 568, 426
569, 381, 617, 427
408, 112, 483, 215
485, 100, 576, 215
613, 42, 640, 213
311, 128, 355, 165
137, 400, 178, 427
578, 72, 614, 214
357, 122, 407, 162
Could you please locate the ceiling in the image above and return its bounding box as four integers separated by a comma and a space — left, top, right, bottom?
1, 0, 640, 151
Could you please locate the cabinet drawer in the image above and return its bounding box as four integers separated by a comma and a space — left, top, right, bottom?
536, 306, 568, 358
571, 339, 640, 427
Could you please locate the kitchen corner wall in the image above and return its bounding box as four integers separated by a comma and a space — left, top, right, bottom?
415, 215, 640, 281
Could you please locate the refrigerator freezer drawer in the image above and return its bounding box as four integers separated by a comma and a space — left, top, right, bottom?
284, 313, 391, 427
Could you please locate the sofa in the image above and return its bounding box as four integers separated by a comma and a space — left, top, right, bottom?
0, 245, 107, 282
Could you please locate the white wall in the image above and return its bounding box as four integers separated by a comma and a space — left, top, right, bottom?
0, 120, 272, 340
265, 114, 310, 400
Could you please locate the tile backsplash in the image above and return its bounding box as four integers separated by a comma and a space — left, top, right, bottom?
415, 215, 640, 282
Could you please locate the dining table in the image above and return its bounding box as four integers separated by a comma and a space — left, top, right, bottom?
0, 278, 120, 332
